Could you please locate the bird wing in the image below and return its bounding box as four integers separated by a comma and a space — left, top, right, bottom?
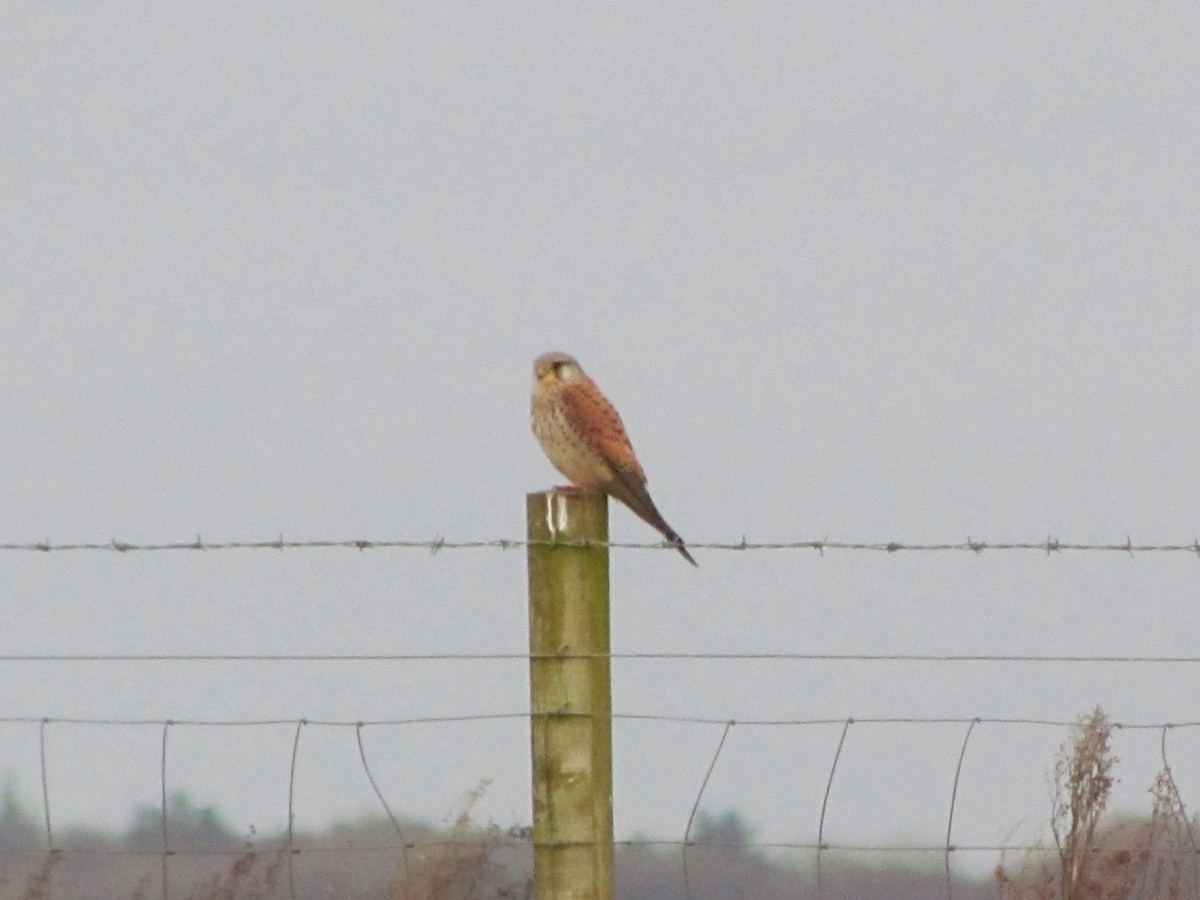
560, 378, 647, 481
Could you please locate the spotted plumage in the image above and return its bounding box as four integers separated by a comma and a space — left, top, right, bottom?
531, 352, 697, 566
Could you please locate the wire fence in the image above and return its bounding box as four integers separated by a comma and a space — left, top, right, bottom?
2, 535, 1197, 898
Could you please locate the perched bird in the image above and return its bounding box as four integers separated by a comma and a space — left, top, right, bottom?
530, 352, 697, 566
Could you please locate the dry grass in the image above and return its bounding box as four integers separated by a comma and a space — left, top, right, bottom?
390, 781, 531, 900
16, 854, 54, 900
188, 845, 286, 900
995, 706, 1199, 900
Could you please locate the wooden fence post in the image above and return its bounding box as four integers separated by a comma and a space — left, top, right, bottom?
526, 489, 614, 900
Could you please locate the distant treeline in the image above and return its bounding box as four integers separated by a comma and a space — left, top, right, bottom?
0, 781, 999, 900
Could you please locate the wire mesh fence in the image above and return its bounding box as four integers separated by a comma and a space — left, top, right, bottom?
0, 711, 1194, 899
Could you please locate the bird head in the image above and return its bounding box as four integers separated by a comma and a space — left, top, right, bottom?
534, 352, 583, 383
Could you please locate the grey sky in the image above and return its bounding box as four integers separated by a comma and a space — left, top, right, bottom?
2, 4, 1199, 868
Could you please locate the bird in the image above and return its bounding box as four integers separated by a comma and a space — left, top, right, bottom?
530, 351, 697, 566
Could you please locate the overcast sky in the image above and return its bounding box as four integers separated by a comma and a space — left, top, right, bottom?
2, 3, 1199, 873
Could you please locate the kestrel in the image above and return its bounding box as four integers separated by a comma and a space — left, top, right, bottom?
531, 352, 697, 566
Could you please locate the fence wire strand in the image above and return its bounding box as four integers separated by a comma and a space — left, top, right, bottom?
681, 720, 735, 900
945, 718, 979, 900
356, 722, 411, 900
1, 536, 1198, 555
816, 718, 853, 897
6, 713, 1200, 730
2, 651, 1200, 664
286, 720, 304, 900
160, 722, 170, 900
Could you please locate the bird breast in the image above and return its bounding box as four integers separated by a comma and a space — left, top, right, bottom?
531, 390, 612, 488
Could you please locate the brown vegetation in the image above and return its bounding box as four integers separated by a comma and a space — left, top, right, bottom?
996, 706, 1198, 900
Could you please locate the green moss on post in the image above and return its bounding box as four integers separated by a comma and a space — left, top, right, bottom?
526, 489, 614, 900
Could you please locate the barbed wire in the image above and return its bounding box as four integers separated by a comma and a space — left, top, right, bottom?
1, 535, 1198, 555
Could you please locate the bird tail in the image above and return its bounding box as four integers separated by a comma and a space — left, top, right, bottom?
664, 529, 699, 567
606, 469, 698, 567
